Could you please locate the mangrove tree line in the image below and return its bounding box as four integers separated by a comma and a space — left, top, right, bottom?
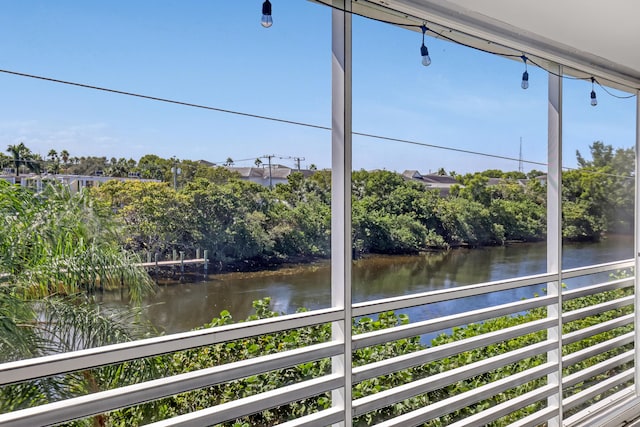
87, 141, 634, 269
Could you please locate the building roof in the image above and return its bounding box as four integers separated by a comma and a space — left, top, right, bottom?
196, 159, 217, 167
401, 170, 461, 194
225, 166, 315, 181
421, 174, 458, 185
402, 170, 422, 179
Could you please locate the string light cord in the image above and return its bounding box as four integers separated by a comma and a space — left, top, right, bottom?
427, 29, 522, 59
595, 80, 636, 99
311, 0, 422, 29
527, 57, 637, 99
526, 57, 584, 81
312, 0, 639, 97
312, 0, 521, 58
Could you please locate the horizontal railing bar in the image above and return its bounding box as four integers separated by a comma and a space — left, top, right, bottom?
445, 384, 557, 427
561, 259, 634, 280
0, 307, 343, 386
145, 374, 344, 427
353, 318, 554, 384
562, 277, 634, 301
0, 257, 634, 427
0, 342, 343, 427
353, 340, 555, 417
508, 406, 559, 427
563, 314, 634, 346
353, 272, 555, 317
564, 386, 636, 427
563, 368, 634, 412
563, 350, 634, 389
372, 362, 557, 427
353, 296, 554, 350
275, 407, 344, 427
563, 332, 634, 369
562, 295, 634, 324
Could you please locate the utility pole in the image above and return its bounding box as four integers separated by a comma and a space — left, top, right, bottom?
262, 154, 276, 189
276, 155, 305, 171
258, 154, 306, 188
171, 157, 181, 190
292, 156, 305, 171
519, 137, 523, 173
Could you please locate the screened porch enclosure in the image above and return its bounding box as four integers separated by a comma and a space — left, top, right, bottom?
1, 0, 640, 426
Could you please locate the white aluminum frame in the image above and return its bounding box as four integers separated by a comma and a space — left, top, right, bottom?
0, 3, 639, 426
636, 89, 640, 395
0, 262, 634, 427
547, 63, 564, 427
331, 1, 352, 426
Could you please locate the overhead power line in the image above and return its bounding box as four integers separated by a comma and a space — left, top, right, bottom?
0, 68, 331, 132
0, 68, 633, 180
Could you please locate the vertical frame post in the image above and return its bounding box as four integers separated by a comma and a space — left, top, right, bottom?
547, 65, 563, 426
331, 1, 352, 426
635, 90, 640, 395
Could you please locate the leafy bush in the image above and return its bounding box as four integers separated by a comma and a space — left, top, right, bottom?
108, 277, 633, 427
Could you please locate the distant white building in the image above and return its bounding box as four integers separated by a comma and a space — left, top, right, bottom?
0, 173, 159, 192
225, 165, 314, 188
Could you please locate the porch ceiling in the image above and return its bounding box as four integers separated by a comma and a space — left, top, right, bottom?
350, 0, 640, 91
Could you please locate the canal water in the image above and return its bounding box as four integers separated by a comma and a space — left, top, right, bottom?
99, 235, 634, 336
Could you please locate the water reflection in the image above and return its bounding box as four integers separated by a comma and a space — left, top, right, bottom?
98, 235, 633, 335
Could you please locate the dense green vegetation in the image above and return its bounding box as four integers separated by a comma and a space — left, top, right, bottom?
104, 285, 632, 427
85, 141, 634, 271
0, 141, 634, 425
0, 181, 157, 415
4, 141, 634, 269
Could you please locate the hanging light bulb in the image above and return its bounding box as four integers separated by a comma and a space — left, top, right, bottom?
420, 25, 431, 66
520, 56, 529, 89
261, 0, 272, 28
590, 77, 597, 106
521, 71, 529, 89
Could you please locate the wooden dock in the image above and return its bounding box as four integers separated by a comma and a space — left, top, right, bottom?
0, 252, 210, 285
137, 258, 206, 268
140, 251, 209, 282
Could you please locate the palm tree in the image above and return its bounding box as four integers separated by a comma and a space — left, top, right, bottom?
0, 181, 158, 415
47, 149, 60, 174
59, 150, 70, 173
6, 143, 43, 175
60, 149, 70, 165
106, 158, 130, 177
6, 142, 31, 176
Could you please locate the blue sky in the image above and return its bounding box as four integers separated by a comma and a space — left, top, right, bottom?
0, 1, 635, 174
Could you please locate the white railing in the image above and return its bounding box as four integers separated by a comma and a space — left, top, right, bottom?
0, 259, 635, 426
